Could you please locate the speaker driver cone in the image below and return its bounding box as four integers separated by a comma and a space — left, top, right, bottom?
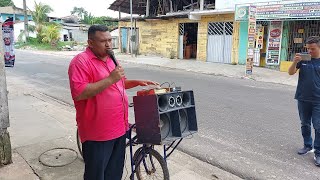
158, 95, 168, 111
182, 92, 191, 106
160, 113, 170, 140
176, 95, 182, 106
179, 109, 188, 133
169, 96, 175, 108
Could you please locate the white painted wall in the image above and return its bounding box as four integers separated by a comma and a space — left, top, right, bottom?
110, 28, 119, 37
60, 28, 69, 41
13, 21, 36, 42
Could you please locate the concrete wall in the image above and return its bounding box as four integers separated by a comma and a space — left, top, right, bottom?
71, 29, 87, 43
119, 13, 236, 62
60, 29, 69, 41
120, 19, 179, 58
13, 21, 36, 42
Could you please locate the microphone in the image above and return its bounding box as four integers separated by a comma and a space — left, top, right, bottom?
107, 49, 118, 67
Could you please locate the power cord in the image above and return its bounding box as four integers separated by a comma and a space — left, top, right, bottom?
160, 82, 171, 87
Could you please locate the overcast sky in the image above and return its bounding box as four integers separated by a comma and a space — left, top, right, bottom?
12, 0, 126, 18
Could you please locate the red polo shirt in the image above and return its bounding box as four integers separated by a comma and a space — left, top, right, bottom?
68, 48, 129, 143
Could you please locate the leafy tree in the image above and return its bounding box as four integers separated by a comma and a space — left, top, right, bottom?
82, 12, 95, 25
71, 7, 88, 20
0, 0, 14, 7
31, 1, 53, 41
28, 24, 36, 33
41, 23, 61, 46
70, 7, 118, 29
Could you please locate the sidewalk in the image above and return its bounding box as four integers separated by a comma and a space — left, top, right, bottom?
0, 70, 241, 179
21, 49, 299, 87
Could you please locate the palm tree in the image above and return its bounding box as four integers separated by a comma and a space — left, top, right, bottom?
41, 23, 61, 46
31, 1, 53, 41
82, 13, 96, 25
0, 0, 14, 7
71, 7, 87, 20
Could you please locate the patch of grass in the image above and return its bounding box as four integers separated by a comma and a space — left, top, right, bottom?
15, 37, 84, 51
15, 37, 57, 51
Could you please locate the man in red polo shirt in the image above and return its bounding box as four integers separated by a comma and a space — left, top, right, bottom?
68, 25, 158, 180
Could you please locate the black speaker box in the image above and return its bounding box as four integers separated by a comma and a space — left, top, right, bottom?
133, 90, 198, 145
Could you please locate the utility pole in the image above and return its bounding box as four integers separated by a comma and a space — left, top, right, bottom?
146, 0, 150, 16
0, 22, 12, 166
130, 0, 133, 57
23, 0, 29, 42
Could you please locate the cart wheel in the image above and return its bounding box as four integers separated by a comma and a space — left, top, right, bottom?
134, 148, 170, 180
76, 128, 83, 159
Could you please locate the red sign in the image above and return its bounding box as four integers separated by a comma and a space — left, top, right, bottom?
270, 29, 281, 37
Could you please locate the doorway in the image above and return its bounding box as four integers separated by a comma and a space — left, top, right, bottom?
207, 22, 233, 63
179, 23, 198, 59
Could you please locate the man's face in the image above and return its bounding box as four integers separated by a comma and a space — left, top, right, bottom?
306, 43, 320, 58
4, 37, 11, 46
88, 31, 112, 58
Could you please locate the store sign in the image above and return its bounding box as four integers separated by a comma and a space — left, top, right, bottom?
235, 1, 320, 21
246, 6, 256, 75
266, 21, 283, 65
257, 2, 320, 19
235, 6, 249, 21
256, 24, 264, 49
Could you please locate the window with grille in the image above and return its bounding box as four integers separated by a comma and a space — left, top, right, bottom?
287, 20, 320, 61
208, 22, 233, 36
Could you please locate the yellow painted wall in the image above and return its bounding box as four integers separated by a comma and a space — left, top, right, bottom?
119, 13, 236, 61
232, 21, 240, 64
280, 61, 293, 72
119, 20, 179, 58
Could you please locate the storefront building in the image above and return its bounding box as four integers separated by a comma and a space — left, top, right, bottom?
235, 1, 320, 72
118, 13, 237, 64
109, 0, 242, 64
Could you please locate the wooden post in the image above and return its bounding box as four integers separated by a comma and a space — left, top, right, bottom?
0, 22, 12, 166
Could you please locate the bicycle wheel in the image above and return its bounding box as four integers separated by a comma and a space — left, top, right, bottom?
76, 128, 83, 158
134, 148, 170, 180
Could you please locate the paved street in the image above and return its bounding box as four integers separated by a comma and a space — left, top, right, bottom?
6, 50, 320, 179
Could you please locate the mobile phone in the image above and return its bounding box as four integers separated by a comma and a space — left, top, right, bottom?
300, 53, 311, 61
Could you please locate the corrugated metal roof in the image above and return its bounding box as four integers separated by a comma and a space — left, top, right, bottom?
108, 0, 146, 15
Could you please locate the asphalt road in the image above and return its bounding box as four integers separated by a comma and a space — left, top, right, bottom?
6, 50, 320, 179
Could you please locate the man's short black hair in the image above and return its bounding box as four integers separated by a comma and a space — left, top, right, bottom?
306, 36, 320, 46
88, 25, 109, 39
